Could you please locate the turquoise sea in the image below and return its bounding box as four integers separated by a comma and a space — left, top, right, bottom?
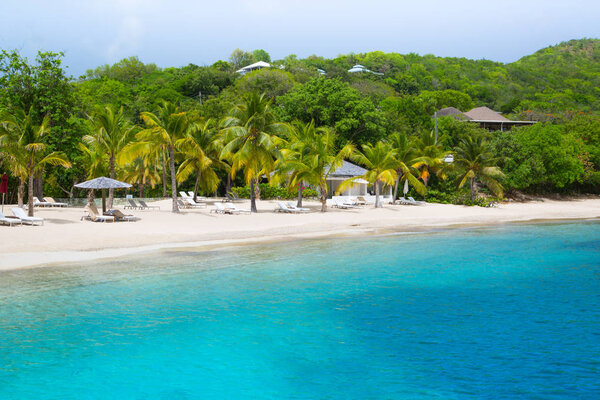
0, 222, 599, 399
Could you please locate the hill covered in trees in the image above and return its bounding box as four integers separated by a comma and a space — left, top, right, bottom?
1, 38, 599, 205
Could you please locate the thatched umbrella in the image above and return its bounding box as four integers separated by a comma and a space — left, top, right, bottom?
75, 177, 131, 213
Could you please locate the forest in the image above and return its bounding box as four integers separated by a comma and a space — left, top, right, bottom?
0, 38, 599, 213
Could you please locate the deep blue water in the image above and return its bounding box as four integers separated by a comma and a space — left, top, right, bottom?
0, 222, 599, 399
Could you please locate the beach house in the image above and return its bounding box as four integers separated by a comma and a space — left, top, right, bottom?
327, 161, 392, 202
236, 61, 271, 75
436, 106, 536, 131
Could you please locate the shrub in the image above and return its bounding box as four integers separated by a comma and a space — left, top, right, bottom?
231, 184, 319, 199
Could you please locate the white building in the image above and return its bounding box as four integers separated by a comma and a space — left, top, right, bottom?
347, 64, 384, 76
236, 61, 271, 75
326, 161, 392, 200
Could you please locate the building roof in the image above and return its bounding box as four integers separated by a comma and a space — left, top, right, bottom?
464, 106, 510, 122
236, 61, 271, 73
436, 107, 471, 120
328, 160, 367, 177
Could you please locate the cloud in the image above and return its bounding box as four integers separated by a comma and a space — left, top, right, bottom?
106, 16, 144, 62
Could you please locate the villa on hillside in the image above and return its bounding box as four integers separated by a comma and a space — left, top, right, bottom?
347, 64, 384, 76
436, 106, 536, 131
236, 61, 271, 75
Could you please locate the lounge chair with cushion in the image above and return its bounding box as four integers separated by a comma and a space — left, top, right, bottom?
225, 203, 251, 213
177, 199, 192, 209
83, 204, 114, 223
104, 209, 140, 222
138, 200, 160, 210
187, 191, 207, 200
286, 202, 309, 212
183, 197, 207, 208
44, 197, 68, 207
333, 200, 356, 209
125, 199, 141, 210
408, 197, 425, 205
397, 197, 417, 205
357, 196, 373, 205
211, 203, 236, 214
33, 197, 52, 207
12, 207, 44, 225
179, 191, 191, 199
0, 210, 21, 226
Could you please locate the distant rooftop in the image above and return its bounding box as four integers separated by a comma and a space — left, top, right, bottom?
328, 160, 367, 177
463, 106, 510, 122
236, 61, 271, 74
436, 107, 471, 120
348, 64, 384, 76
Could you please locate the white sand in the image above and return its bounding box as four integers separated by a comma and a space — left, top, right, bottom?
1, 198, 599, 270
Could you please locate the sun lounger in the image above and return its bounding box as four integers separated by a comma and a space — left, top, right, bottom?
11, 207, 44, 225
179, 191, 190, 199
104, 209, 139, 222
0, 210, 21, 226
138, 200, 160, 210
187, 191, 207, 201
183, 197, 207, 208
357, 196, 373, 205
286, 202, 309, 212
224, 192, 243, 202
177, 199, 192, 209
43, 197, 68, 207
397, 197, 418, 205
83, 204, 115, 222
408, 197, 425, 205
125, 199, 141, 209
276, 202, 306, 213
211, 203, 236, 214
332, 200, 356, 209
351, 197, 366, 206
225, 203, 251, 213
33, 197, 53, 207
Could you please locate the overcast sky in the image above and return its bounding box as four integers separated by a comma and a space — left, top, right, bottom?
1, 0, 599, 76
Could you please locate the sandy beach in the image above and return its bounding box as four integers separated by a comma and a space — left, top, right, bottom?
1, 197, 599, 270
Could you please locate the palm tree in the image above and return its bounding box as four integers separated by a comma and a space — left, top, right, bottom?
0, 107, 71, 216
273, 121, 354, 211
121, 156, 160, 198
454, 135, 505, 201
176, 118, 225, 201
83, 105, 136, 209
77, 142, 108, 206
342, 141, 397, 208
414, 130, 448, 188
123, 102, 195, 213
387, 132, 426, 201
220, 92, 287, 212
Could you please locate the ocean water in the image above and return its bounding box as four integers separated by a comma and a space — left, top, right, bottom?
0, 222, 599, 399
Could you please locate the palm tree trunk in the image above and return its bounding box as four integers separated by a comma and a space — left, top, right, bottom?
108, 155, 115, 209
139, 183, 145, 198
375, 180, 381, 208
470, 177, 476, 201
319, 181, 327, 212
194, 171, 201, 202
226, 174, 231, 195
87, 189, 95, 207
162, 150, 167, 198
250, 178, 257, 213
297, 181, 303, 208
169, 146, 180, 213
393, 173, 400, 202
27, 170, 35, 217
17, 180, 25, 208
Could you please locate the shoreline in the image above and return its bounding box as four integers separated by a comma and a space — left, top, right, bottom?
1, 197, 598, 271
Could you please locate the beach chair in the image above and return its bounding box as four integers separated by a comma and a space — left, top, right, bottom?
397, 197, 415, 205
104, 209, 139, 222
138, 200, 160, 210
188, 191, 207, 201
351, 197, 366, 206
43, 197, 68, 207
11, 207, 44, 225
179, 191, 190, 199
183, 197, 207, 208
408, 197, 425, 205
226, 192, 243, 202
0, 210, 21, 226
225, 203, 251, 213
332, 200, 356, 209
83, 204, 115, 223
177, 199, 192, 209
211, 203, 236, 214
357, 196, 373, 205
125, 199, 141, 209
33, 197, 52, 207
286, 202, 310, 212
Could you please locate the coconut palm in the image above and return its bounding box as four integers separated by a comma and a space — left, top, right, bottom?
454, 134, 505, 200
176, 118, 225, 201
414, 130, 449, 187
121, 155, 160, 198
341, 141, 397, 208
0, 107, 71, 216
83, 105, 136, 209
77, 142, 108, 206
273, 121, 354, 212
122, 101, 195, 213
387, 132, 426, 201
220, 92, 287, 212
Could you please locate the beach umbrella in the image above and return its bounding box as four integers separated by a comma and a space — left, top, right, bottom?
0, 173, 7, 213
74, 177, 131, 213
403, 178, 409, 196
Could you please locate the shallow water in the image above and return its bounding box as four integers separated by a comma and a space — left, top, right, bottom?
1, 222, 599, 399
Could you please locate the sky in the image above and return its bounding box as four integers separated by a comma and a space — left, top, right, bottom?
1, 0, 599, 76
